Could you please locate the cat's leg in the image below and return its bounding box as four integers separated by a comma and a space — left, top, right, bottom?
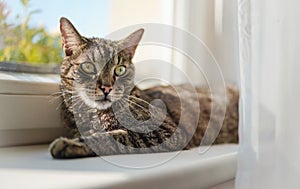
49, 129, 131, 158
50, 125, 188, 158
49, 130, 132, 158
79, 128, 188, 156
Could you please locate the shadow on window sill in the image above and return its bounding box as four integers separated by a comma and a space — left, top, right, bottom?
0, 61, 60, 74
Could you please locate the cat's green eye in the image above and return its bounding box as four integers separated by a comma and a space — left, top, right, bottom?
81, 62, 96, 74
114, 65, 126, 76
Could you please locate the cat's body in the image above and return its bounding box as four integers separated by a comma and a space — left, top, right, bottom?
49, 17, 238, 158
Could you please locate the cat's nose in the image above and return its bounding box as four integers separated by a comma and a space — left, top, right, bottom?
100, 85, 112, 95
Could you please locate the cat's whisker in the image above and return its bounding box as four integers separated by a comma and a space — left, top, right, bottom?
70, 95, 82, 101
48, 90, 79, 103
72, 99, 83, 109
127, 95, 156, 109
121, 99, 151, 120
55, 96, 71, 110
128, 95, 149, 103
54, 90, 76, 95
122, 98, 150, 113
65, 94, 79, 102
70, 94, 81, 99
122, 98, 164, 121
48, 91, 63, 97
47, 92, 65, 103
71, 98, 82, 105
78, 100, 85, 110
55, 100, 66, 110
48, 95, 63, 103
118, 99, 140, 114
55, 94, 81, 110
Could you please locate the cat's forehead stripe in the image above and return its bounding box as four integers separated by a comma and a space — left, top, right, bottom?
92, 40, 117, 61
89, 49, 96, 63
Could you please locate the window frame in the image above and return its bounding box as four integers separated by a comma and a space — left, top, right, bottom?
0, 62, 65, 147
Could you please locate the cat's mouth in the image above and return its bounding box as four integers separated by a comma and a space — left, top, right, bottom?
95, 99, 111, 102
78, 91, 113, 110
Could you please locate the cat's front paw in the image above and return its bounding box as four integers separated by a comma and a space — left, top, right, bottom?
49, 137, 94, 159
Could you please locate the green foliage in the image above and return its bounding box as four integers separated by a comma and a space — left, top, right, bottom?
0, 0, 62, 65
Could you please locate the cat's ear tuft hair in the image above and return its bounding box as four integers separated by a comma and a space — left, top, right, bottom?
119, 28, 144, 59
60, 17, 84, 56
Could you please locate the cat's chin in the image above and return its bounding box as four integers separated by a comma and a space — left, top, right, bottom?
84, 98, 112, 110
95, 100, 112, 110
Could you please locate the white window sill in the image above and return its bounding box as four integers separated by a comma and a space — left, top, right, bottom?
0, 144, 237, 189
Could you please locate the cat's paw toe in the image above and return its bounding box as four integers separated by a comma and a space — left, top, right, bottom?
49, 137, 95, 159
49, 137, 80, 159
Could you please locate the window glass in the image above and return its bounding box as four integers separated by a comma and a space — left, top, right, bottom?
0, 0, 109, 72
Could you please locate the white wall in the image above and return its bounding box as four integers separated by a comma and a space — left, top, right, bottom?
108, 0, 174, 88
108, 0, 238, 86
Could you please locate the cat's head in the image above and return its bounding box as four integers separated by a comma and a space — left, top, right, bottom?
59, 17, 143, 110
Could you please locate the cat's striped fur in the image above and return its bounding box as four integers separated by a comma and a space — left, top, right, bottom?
49, 17, 238, 158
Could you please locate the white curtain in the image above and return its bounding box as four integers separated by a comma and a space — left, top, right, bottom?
236, 0, 300, 188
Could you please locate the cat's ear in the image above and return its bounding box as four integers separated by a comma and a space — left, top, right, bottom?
119, 29, 144, 59
60, 17, 85, 56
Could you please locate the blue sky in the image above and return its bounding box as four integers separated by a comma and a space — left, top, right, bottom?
4, 0, 109, 37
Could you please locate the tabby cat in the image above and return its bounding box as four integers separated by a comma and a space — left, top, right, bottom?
49, 17, 238, 158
